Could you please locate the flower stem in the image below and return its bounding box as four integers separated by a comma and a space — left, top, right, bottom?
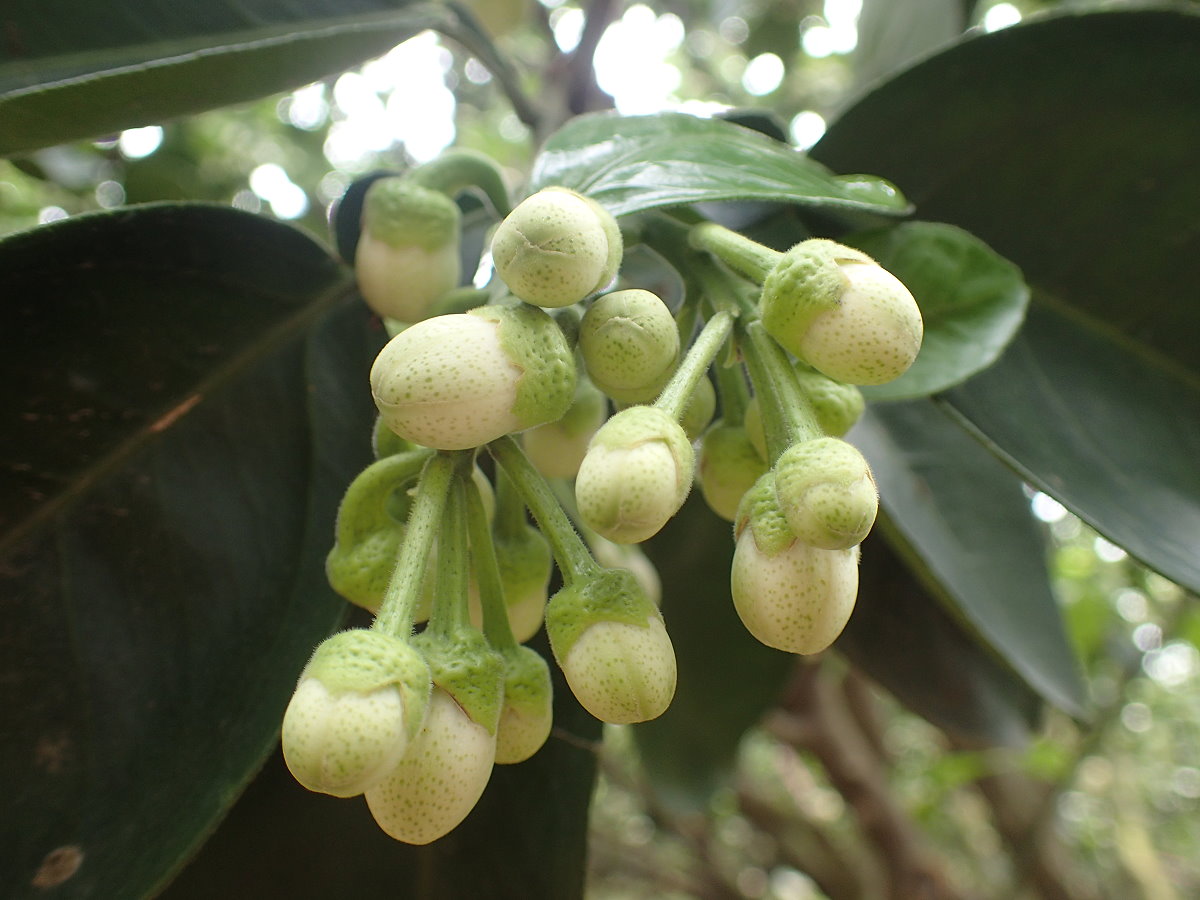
465, 475, 519, 654
741, 321, 823, 464
655, 310, 735, 421
487, 435, 599, 585
690, 222, 782, 283
428, 471, 471, 638
408, 148, 511, 216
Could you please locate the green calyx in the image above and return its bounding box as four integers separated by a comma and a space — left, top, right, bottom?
472, 303, 576, 430
579, 289, 680, 404
544, 567, 657, 661
773, 437, 878, 550
793, 367, 865, 437
734, 472, 796, 558
698, 420, 768, 522
326, 450, 433, 612
760, 239, 872, 357
413, 628, 506, 735
304, 629, 432, 699
363, 177, 461, 250
495, 645, 554, 764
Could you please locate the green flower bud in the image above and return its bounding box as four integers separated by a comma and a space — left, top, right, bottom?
371, 304, 575, 450
731, 476, 859, 654
579, 289, 679, 404
364, 686, 496, 844
326, 451, 431, 614
760, 239, 923, 385
679, 374, 717, 441
494, 646, 554, 764
545, 569, 676, 723
698, 421, 768, 522
491, 187, 622, 308
372, 413, 417, 458
575, 406, 694, 544
521, 375, 608, 480
281, 630, 432, 798
793, 367, 865, 437
470, 524, 553, 643
773, 438, 877, 550
355, 178, 461, 322
742, 396, 768, 462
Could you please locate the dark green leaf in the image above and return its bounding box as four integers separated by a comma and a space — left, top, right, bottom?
635, 496, 793, 813
852, 401, 1085, 717
842, 532, 1042, 747
850, 221, 1029, 401
162, 629, 601, 900
812, 6, 1200, 593
0, 205, 380, 897
0, 0, 448, 155
531, 112, 911, 219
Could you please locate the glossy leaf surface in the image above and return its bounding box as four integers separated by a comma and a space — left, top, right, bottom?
0, 205, 376, 897
813, 7, 1200, 592
850, 222, 1029, 401
853, 401, 1085, 717
531, 112, 911, 219
0, 0, 444, 155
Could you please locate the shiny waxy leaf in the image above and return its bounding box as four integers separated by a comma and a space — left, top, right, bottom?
0, 0, 445, 155
813, 6, 1200, 593
531, 111, 911, 219
851, 401, 1085, 717
0, 204, 377, 897
849, 222, 1029, 401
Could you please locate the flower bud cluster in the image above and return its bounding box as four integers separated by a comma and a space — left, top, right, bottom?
301, 150, 926, 845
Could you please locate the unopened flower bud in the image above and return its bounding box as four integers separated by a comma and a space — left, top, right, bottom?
281, 630, 432, 798
494, 646, 554, 764
731, 475, 859, 654
793, 367, 865, 437
491, 187, 622, 308
546, 569, 676, 723
773, 437, 877, 550
698, 421, 768, 521
579, 289, 679, 404
371, 304, 575, 450
575, 406, 694, 544
521, 376, 608, 480
679, 374, 717, 441
760, 239, 923, 385
355, 178, 461, 322
365, 686, 496, 844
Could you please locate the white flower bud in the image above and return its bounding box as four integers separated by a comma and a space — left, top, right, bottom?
364, 687, 496, 844
773, 437, 878, 550
761, 239, 923, 385
355, 178, 461, 322
281, 630, 431, 798
521, 376, 608, 480
370, 304, 574, 450
575, 406, 694, 544
491, 187, 622, 308
494, 646, 554, 764
579, 289, 679, 404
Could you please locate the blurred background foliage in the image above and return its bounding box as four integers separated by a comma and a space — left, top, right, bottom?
3, 1, 1198, 898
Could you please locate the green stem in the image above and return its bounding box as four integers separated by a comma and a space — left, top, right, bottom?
408, 148, 511, 216
690, 222, 782, 283
655, 310, 735, 421
333, 449, 432, 545
465, 474, 519, 654
741, 321, 823, 464
372, 452, 456, 637
487, 435, 599, 584
428, 472, 470, 638
713, 350, 751, 426
492, 465, 529, 540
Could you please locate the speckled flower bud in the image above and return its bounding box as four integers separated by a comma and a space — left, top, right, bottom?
575, 406, 694, 544
521, 376, 608, 480
579, 289, 679, 404
364, 686, 495, 844
494, 646, 554, 764
773, 437, 877, 550
371, 304, 575, 450
793, 367, 865, 437
698, 421, 768, 522
760, 239, 923, 385
355, 178, 461, 322
281, 630, 432, 798
545, 569, 676, 724
491, 187, 622, 308
731, 475, 859, 654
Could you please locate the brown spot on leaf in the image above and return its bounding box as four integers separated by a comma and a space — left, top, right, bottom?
31, 845, 83, 889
